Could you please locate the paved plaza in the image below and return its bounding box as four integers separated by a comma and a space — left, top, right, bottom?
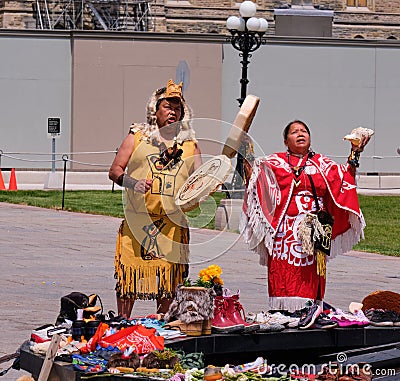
0, 202, 399, 380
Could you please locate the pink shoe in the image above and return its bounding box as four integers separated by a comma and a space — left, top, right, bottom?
331, 315, 359, 327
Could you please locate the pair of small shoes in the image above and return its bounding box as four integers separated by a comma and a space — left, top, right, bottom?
266, 312, 300, 327
252, 311, 295, 327
298, 304, 322, 329
331, 309, 369, 327
364, 308, 397, 326
311, 313, 338, 329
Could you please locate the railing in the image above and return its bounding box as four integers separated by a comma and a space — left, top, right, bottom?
0, 149, 118, 209
0, 149, 399, 208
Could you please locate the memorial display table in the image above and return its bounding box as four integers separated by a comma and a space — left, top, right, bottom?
19, 326, 400, 381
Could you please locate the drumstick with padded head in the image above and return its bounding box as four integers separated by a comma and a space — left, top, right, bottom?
222, 94, 260, 159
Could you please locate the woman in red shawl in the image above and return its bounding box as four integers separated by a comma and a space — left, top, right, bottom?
241, 120, 371, 313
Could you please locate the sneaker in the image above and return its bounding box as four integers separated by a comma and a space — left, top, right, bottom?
287, 317, 301, 328
246, 312, 270, 324
290, 307, 307, 318
263, 312, 294, 326
298, 304, 322, 329
352, 310, 370, 327
268, 323, 286, 332
256, 312, 269, 324
330, 308, 369, 328
245, 312, 257, 324
233, 357, 265, 373
256, 323, 272, 332
312, 314, 338, 329
388, 310, 400, 326
31, 324, 55, 343
364, 309, 394, 326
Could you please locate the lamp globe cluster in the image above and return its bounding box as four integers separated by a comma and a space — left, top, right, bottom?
226, 1, 268, 33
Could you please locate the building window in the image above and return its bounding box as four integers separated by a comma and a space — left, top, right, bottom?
347, 0, 367, 7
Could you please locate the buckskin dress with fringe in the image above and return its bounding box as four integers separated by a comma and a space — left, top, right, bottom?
115, 127, 196, 301
240, 152, 365, 312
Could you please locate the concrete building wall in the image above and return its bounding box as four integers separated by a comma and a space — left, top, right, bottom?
0, 32, 399, 174
0, 32, 224, 170
222, 40, 400, 173
71, 36, 223, 169
0, 33, 71, 170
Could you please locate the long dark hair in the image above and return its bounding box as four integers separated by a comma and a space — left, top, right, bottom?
283, 120, 311, 141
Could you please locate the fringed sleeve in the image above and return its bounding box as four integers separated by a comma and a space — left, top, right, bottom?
240, 157, 279, 266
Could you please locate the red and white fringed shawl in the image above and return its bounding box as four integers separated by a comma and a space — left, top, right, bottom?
240, 152, 366, 266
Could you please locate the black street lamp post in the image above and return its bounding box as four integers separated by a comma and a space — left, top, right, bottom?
226, 1, 268, 195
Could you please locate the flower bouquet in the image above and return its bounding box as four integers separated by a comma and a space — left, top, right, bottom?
183, 265, 224, 296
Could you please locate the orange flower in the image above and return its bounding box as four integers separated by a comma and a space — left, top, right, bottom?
196, 265, 224, 288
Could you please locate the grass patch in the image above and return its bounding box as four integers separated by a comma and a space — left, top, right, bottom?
0, 190, 398, 256
0, 190, 125, 218
353, 195, 400, 256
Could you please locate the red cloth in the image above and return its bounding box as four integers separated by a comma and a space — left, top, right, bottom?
99, 324, 164, 354
242, 152, 365, 311
83, 322, 109, 353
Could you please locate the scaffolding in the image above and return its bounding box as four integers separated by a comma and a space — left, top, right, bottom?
32, 0, 155, 31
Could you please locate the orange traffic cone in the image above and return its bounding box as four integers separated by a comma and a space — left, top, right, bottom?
0, 169, 5, 190
8, 168, 17, 191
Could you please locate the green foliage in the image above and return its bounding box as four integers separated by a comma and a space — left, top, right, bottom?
0, 190, 398, 256
182, 277, 214, 288
185, 192, 226, 229
175, 350, 204, 370
353, 195, 400, 256
0, 190, 125, 217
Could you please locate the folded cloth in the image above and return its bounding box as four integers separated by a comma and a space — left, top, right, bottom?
30, 341, 51, 355
99, 324, 164, 354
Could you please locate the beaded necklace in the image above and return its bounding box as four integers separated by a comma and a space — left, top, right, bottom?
286, 150, 312, 187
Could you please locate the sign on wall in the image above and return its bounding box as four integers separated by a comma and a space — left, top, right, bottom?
48, 117, 61, 136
